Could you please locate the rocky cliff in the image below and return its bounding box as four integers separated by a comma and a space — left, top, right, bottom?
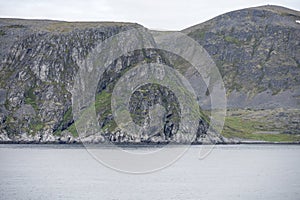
0, 18, 214, 143
0, 20, 130, 142
0, 5, 299, 143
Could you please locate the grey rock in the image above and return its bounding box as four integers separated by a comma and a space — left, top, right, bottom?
0, 5, 299, 143
14, 104, 36, 120
184, 5, 300, 109
0, 89, 6, 105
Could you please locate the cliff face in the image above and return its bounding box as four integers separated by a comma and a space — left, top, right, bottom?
0, 19, 213, 143
0, 5, 299, 143
0, 19, 142, 142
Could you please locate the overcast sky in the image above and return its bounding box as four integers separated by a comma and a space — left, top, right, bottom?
0, 0, 299, 30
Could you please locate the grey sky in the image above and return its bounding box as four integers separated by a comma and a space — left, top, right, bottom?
0, 0, 299, 30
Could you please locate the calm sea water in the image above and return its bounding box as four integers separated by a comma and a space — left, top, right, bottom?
0, 144, 299, 200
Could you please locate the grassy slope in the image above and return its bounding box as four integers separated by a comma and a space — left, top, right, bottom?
222, 109, 300, 142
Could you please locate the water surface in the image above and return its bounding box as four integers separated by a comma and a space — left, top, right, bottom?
0, 144, 299, 200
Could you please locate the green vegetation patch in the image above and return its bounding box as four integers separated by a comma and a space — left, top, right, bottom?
67, 123, 78, 137
95, 90, 117, 132
189, 29, 206, 40
6, 24, 26, 28
62, 108, 73, 125
222, 115, 300, 142
45, 21, 134, 33
24, 87, 38, 111
54, 107, 78, 137
224, 35, 243, 45
95, 90, 111, 113
0, 30, 5, 36
29, 122, 43, 133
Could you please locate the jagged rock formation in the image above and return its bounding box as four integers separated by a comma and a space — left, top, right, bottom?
0, 18, 216, 143
0, 5, 299, 143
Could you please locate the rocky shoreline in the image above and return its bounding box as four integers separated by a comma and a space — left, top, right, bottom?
1, 136, 299, 145
1, 141, 299, 145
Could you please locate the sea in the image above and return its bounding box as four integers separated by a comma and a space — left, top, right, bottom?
0, 144, 299, 200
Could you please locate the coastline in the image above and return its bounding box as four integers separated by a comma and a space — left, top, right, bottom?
0, 140, 299, 145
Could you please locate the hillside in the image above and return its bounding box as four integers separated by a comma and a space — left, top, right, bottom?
183, 5, 300, 141
184, 5, 300, 108
0, 5, 299, 143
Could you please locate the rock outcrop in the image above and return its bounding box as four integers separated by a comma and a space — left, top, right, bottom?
0, 18, 216, 143
0, 5, 299, 143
